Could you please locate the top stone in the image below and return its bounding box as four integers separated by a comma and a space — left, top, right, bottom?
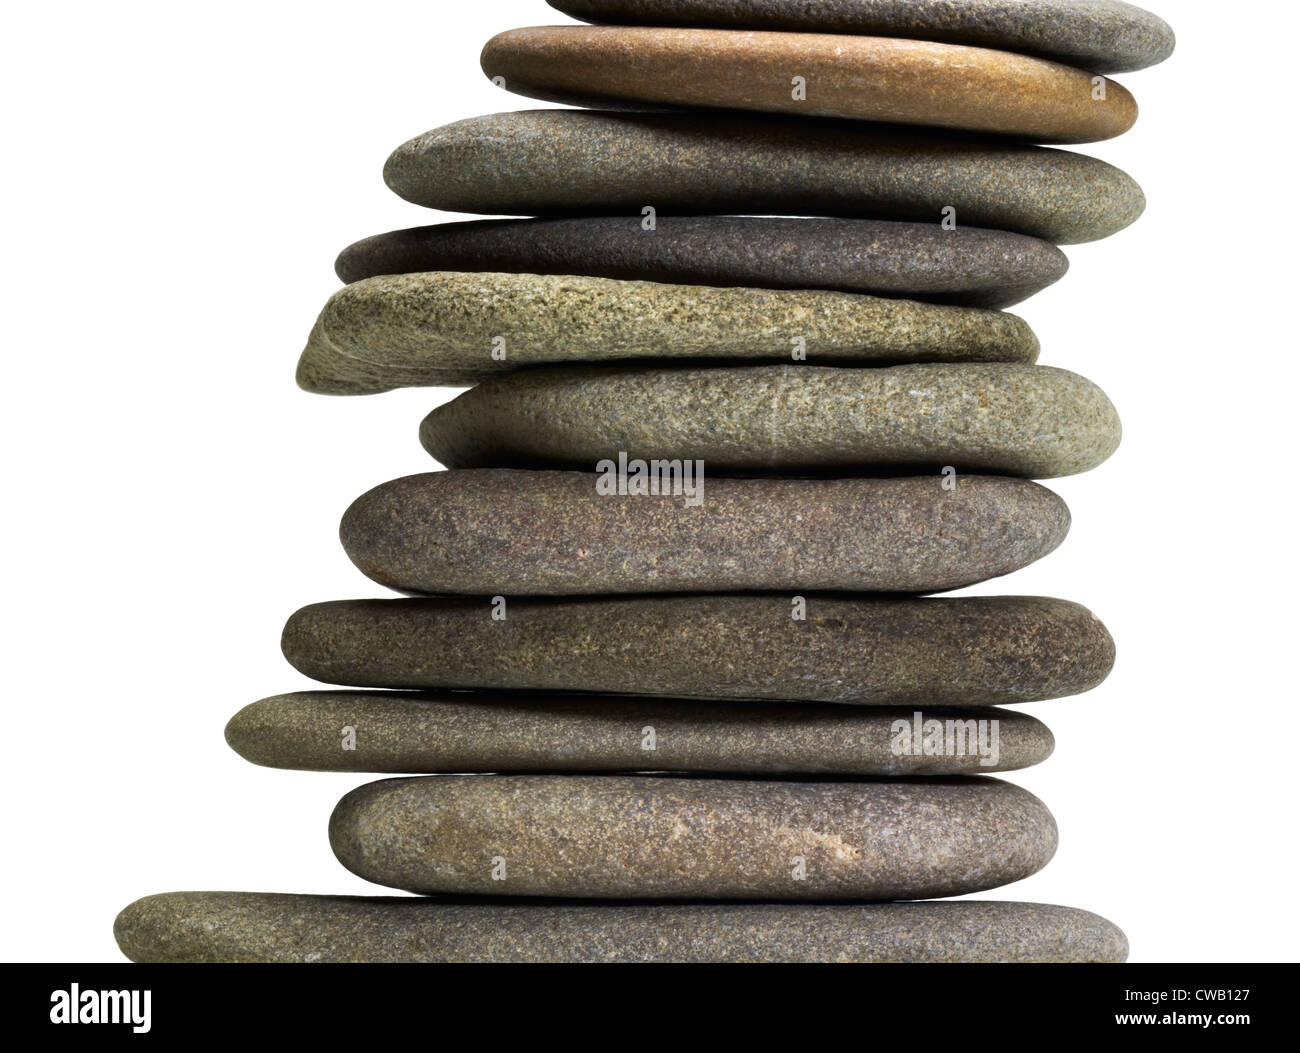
547, 0, 1175, 74
482, 27, 1137, 143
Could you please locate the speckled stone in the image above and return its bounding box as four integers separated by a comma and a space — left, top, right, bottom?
300, 272, 1040, 393
341, 470, 1070, 595
114, 893, 1129, 962
333, 217, 1067, 309
419, 364, 1121, 479
227, 692, 1054, 775
482, 27, 1136, 143
548, 0, 1176, 74
281, 595, 1115, 705
330, 774, 1056, 898
384, 111, 1144, 245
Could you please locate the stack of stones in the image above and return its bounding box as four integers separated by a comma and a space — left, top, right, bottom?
116, 0, 1174, 963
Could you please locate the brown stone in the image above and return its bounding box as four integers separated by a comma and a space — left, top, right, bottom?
482, 26, 1137, 142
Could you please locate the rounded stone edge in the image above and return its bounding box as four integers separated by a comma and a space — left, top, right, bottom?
327, 778, 401, 886
223, 700, 273, 768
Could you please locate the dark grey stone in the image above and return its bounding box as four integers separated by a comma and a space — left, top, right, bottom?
334, 216, 1067, 309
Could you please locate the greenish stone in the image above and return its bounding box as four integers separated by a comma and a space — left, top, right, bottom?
420, 363, 1121, 479
300, 270, 1040, 394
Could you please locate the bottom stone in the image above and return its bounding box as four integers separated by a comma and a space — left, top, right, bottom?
114, 893, 1127, 963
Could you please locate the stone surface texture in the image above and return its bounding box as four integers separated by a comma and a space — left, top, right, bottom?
281, 594, 1116, 705
340, 470, 1070, 595
301, 271, 1040, 393
227, 691, 1055, 775
384, 111, 1145, 245
420, 363, 1121, 479
115, 893, 1129, 962
333, 216, 1069, 309
482, 27, 1137, 143
329, 774, 1057, 898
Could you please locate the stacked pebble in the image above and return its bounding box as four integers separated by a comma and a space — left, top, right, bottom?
116, 0, 1173, 963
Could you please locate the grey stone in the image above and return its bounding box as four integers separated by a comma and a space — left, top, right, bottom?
300, 271, 1040, 394
420, 363, 1122, 479
281, 594, 1116, 705
340, 470, 1070, 595
548, 0, 1176, 74
226, 691, 1054, 775
383, 110, 1145, 245
333, 216, 1068, 309
114, 893, 1129, 962
481, 26, 1137, 143
329, 774, 1056, 898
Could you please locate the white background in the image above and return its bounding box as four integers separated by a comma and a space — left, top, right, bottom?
2, 0, 1294, 963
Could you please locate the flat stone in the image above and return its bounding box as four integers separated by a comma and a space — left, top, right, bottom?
300, 272, 1040, 393
386, 111, 1144, 245
281, 595, 1115, 705
420, 364, 1121, 479
227, 691, 1055, 775
332, 217, 1066, 310
482, 27, 1136, 143
329, 774, 1056, 898
341, 470, 1070, 594
548, 0, 1176, 75
115, 893, 1129, 962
